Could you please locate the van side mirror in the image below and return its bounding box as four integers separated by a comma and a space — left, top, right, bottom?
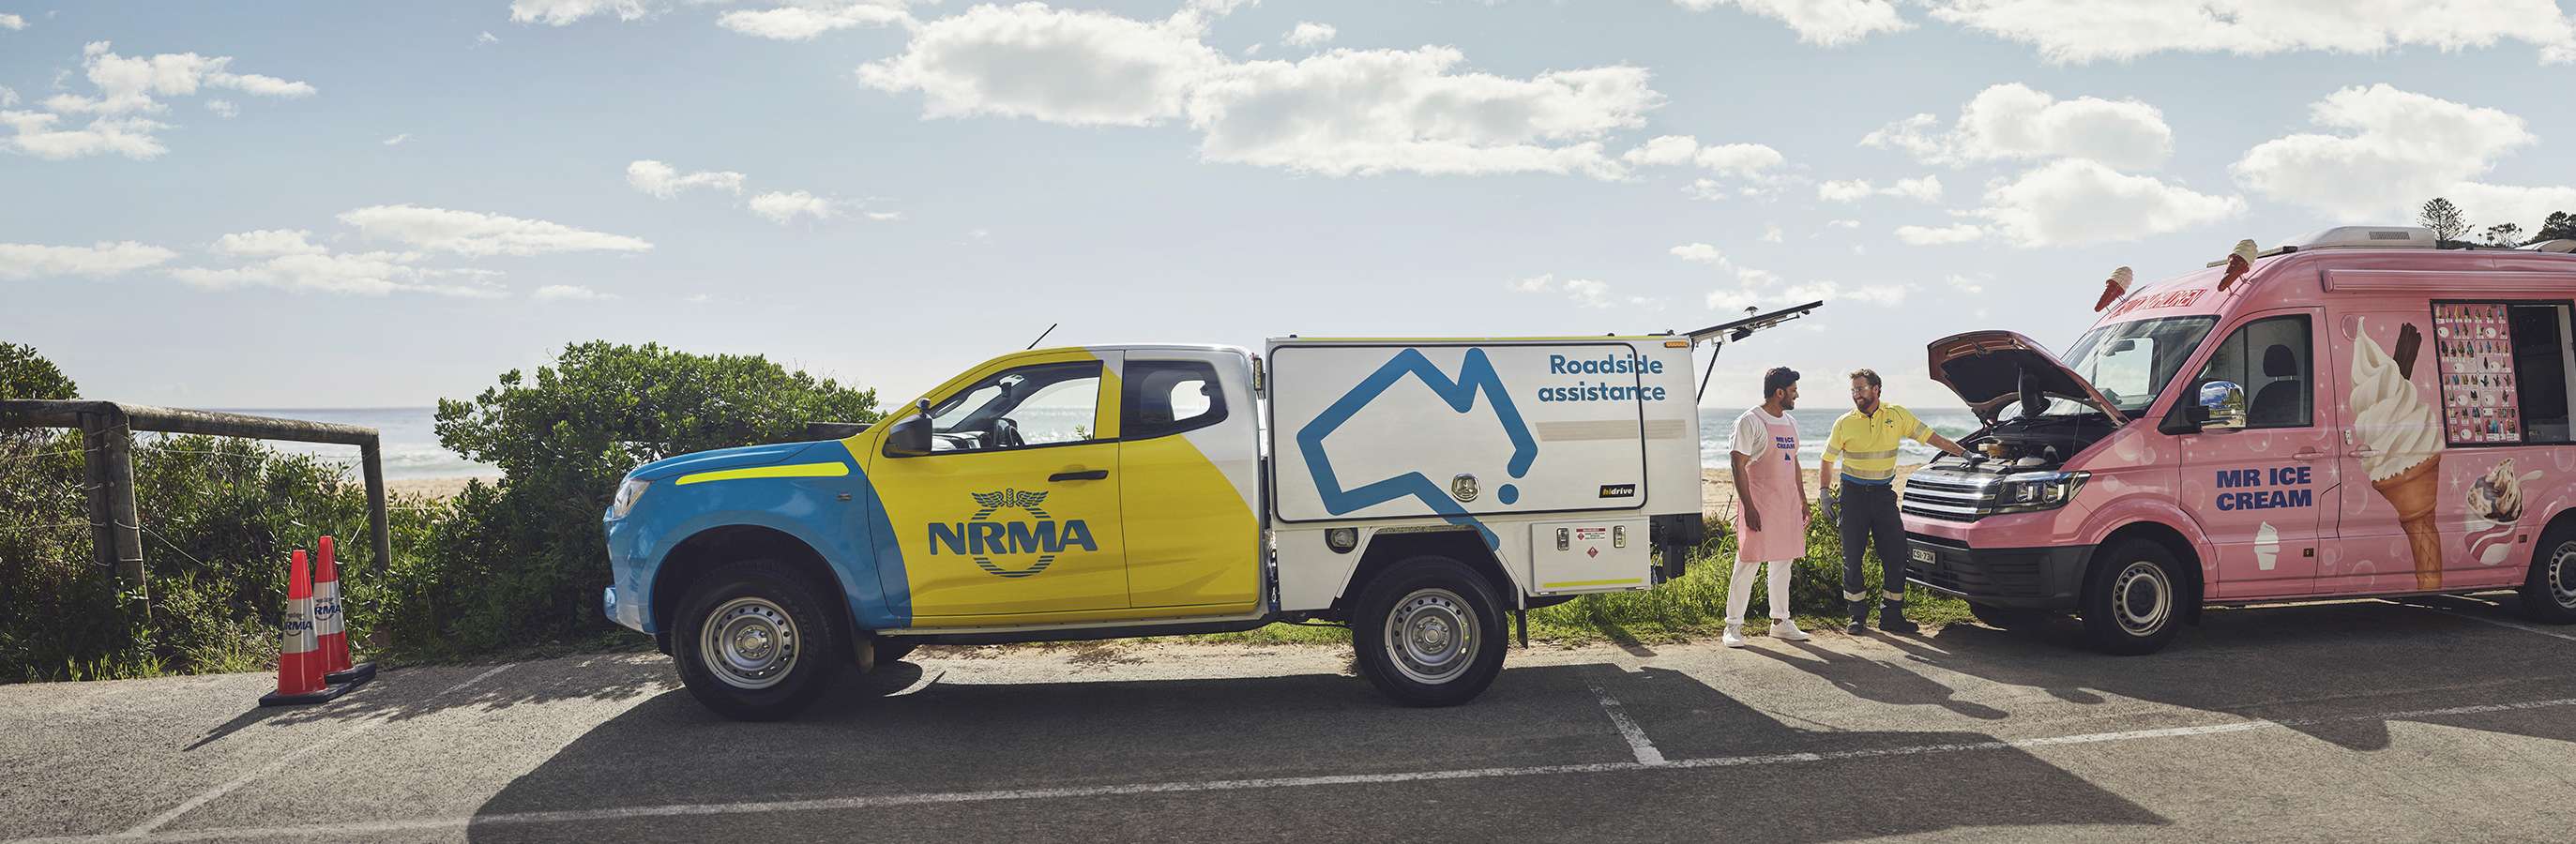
2196, 380, 2247, 431
886, 399, 936, 457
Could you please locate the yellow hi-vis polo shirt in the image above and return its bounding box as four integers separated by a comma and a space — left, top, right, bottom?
1822, 404, 1932, 485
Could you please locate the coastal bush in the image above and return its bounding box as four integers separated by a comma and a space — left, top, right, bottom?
402, 341, 884, 656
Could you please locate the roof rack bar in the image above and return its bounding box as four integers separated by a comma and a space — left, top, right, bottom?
1684, 300, 1825, 344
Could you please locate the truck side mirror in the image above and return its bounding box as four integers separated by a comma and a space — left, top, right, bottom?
2196, 380, 2247, 431
886, 399, 936, 457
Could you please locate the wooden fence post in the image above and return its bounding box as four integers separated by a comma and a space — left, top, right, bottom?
361, 438, 391, 580
98, 407, 149, 614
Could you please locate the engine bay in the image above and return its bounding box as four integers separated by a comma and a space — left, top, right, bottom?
1930, 410, 2120, 475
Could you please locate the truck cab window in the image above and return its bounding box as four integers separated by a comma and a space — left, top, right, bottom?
921, 361, 1104, 452
2510, 304, 2575, 445
2192, 315, 2312, 429
1123, 359, 1227, 440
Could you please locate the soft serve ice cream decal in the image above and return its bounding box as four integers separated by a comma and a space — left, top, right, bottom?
2463, 460, 2540, 566
2348, 317, 2447, 589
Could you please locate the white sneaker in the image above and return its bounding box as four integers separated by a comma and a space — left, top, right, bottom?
1769, 619, 1811, 641
1721, 625, 1747, 648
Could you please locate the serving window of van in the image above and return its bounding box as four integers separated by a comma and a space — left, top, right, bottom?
2432, 301, 2576, 445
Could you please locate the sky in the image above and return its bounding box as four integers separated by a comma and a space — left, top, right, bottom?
5, 0, 2575, 411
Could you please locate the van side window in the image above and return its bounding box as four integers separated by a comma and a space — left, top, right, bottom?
2434, 302, 2576, 445
1123, 359, 1228, 440
2193, 315, 2311, 429
914, 361, 1105, 454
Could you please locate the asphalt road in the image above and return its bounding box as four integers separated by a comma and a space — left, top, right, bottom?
6, 593, 2576, 843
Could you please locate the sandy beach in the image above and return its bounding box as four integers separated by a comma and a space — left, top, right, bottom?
1701, 464, 1920, 520
385, 475, 495, 501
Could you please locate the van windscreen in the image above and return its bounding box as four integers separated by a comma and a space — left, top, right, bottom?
2061, 316, 2218, 417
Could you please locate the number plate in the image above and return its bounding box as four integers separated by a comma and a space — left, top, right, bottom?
1909, 547, 1936, 565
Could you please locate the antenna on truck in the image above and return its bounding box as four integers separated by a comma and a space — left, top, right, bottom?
1682, 301, 1824, 402
1024, 323, 1058, 351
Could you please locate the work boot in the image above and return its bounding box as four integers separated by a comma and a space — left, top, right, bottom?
1847, 600, 1871, 636
1879, 600, 1918, 634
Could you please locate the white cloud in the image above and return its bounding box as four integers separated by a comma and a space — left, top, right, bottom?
863, 4, 1663, 179
533, 284, 616, 301
750, 190, 838, 223
627, 159, 748, 198
205, 99, 237, 118
1282, 22, 1336, 48
1622, 134, 1700, 168
1864, 83, 2172, 171
1945, 274, 1988, 294
720, 2, 912, 40
0, 241, 177, 279
1762, 224, 1783, 243
1925, 0, 2576, 66
1817, 175, 1941, 203
1976, 158, 2244, 248
213, 229, 327, 257
1674, 1, 1911, 47
338, 204, 653, 257
1896, 222, 1985, 245
1782, 280, 1911, 306
477, 31, 501, 46
0, 14, 23, 31
1670, 242, 1727, 264
382, 132, 411, 146
509, 0, 651, 26
1826, 219, 1860, 229
2231, 84, 2568, 224
0, 86, 15, 108
1, 42, 312, 160
1510, 273, 1657, 310
1620, 135, 1786, 178
169, 250, 481, 296
864, 210, 905, 221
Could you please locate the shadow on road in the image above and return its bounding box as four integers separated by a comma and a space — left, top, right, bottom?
464, 660, 2164, 843
1876, 594, 2576, 751
183, 653, 674, 751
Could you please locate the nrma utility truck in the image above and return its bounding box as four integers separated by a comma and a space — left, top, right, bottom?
602, 307, 1814, 719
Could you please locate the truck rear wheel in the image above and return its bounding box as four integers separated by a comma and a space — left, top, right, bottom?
2080, 539, 2184, 656
1353, 556, 1508, 707
674, 559, 842, 721
2519, 525, 2576, 625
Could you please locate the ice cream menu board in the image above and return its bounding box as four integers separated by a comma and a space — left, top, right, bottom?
2434, 303, 2521, 444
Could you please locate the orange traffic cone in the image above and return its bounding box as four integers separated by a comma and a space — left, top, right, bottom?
260, 550, 356, 706
312, 535, 376, 686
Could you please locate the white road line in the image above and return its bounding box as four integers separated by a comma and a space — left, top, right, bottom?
113, 664, 517, 838
2416, 603, 2576, 643
1583, 672, 1666, 766
33, 693, 2576, 844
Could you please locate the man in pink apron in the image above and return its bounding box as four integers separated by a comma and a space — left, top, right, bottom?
1725, 367, 1812, 646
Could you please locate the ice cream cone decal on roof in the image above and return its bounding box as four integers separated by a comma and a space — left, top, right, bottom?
2093, 266, 2133, 311
2219, 239, 2259, 291
2348, 316, 2447, 590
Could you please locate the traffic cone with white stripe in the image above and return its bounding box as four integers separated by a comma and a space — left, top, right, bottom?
260, 550, 356, 706
312, 535, 376, 686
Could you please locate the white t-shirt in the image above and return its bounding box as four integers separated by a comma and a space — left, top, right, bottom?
1732, 407, 1790, 460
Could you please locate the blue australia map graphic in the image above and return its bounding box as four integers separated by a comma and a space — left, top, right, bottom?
1294, 348, 1539, 548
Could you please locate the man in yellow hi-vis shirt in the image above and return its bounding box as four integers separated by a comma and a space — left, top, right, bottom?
1819, 369, 1964, 635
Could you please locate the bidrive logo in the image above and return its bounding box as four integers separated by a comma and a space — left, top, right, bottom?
928, 489, 1097, 579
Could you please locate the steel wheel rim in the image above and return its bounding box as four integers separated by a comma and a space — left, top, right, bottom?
2111, 560, 2172, 636
1383, 588, 1477, 686
2552, 543, 2576, 609
701, 596, 798, 690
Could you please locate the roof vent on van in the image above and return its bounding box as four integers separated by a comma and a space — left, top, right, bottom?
2528, 239, 2576, 254
2280, 226, 2438, 250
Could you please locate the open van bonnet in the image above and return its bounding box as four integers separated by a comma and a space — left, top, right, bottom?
1926, 330, 2129, 426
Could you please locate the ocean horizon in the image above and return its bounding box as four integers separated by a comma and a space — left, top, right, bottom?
206, 404, 1982, 480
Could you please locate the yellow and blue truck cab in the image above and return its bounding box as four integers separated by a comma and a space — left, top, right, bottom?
607, 310, 1814, 720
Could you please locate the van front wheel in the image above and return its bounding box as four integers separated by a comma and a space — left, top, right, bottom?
2519, 526, 2576, 624
2080, 540, 2185, 656
1353, 556, 1508, 707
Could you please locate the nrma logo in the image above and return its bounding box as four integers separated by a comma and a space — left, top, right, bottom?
928, 489, 1097, 579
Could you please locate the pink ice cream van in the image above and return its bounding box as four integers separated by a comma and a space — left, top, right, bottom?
1902, 226, 2576, 655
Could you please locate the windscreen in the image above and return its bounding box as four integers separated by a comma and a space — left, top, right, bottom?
2053, 316, 2218, 417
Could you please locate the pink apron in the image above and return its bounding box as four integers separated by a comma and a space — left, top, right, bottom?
1732, 411, 1808, 562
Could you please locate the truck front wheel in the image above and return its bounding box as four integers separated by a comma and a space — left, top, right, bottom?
1353, 556, 1508, 706
2079, 539, 2185, 656
673, 559, 842, 721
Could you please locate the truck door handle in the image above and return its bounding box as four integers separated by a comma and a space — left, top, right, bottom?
2293, 449, 2325, 461
1050, 469, 1109, 482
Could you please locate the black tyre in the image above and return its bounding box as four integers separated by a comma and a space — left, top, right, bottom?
673, 559, 842, 721
1352, 556, 1508, 707
2079, 539, 2186, 656
2519, 524, 2576, 624
872, 639, 918, 666
1969, 601, 2054, 630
